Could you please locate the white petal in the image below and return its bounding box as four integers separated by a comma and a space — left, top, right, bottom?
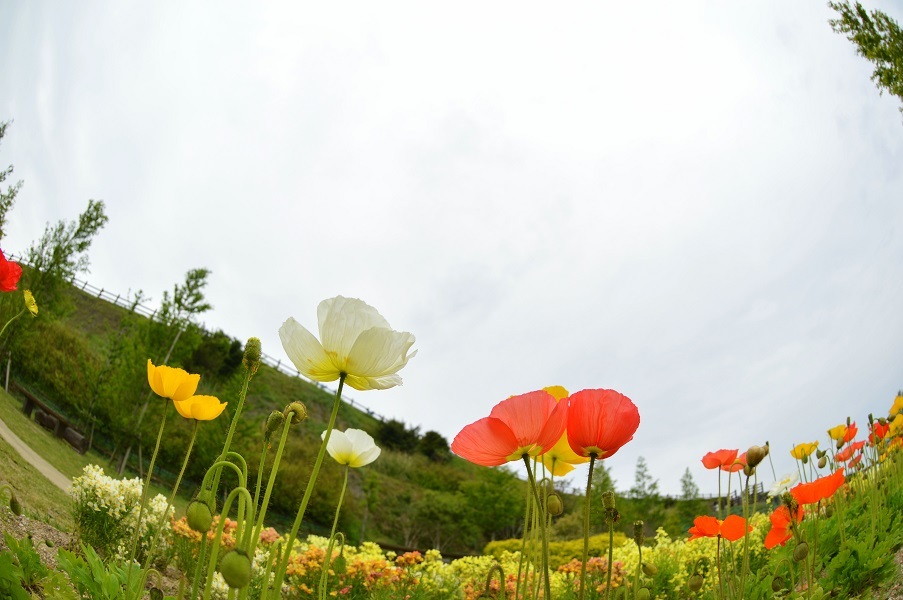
279, 318, 341, 382
344, 428, 378, 453
344, 373, 404, 391
317, 297, 391, 364
323, 429, 354, 465
350, 446, 381, 468
346, 328, 416, 378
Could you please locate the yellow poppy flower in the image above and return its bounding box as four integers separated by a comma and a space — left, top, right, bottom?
827, 424, 847, 441
889, 413, 903, 436
23, 290, 37, 317
173, 395, 227, 421
147, 360, 201, 402
890, 394, 903, 418
279, 296, 416, 391
790, 441, 819, 459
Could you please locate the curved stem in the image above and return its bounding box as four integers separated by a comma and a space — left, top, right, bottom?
271, 375, 346, 598
250, 414, 294, 557
0, 308, 25, 340
201, 487, 254, 600
580, 454, 597, 600
318, 467, 349, 599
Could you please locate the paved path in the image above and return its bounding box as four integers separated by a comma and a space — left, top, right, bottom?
0, 415, 71, 490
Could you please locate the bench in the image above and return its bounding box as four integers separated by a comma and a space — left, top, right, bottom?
13, 381, 89, 454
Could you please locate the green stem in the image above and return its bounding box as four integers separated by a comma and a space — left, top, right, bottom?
0, 307, 26, 340
606, 518, 614, 600
634, 545, 642, 600
201, 487, 254, 600
515, 475, 532, 600
271, 375, 346, 598
522, 456, 551, 600
579, 454, 597, 600
318, 467, 349, 600
208, 373, 252, 499
716, 536, 725, 600
190, 538, 209, 600
250, 414, 294, 556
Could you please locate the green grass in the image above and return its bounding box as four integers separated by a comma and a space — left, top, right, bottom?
0, 429, 73, 529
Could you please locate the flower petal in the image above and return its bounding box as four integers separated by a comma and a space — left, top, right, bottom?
350, 446, 381, 468
566, 389, 640, 459
189, 396, 227, 421
279, 317, 342, 382
323, 430, 354, 465
720, 515, 751, 542
346, 327, 416, 380
317, 297, 391, 363
489, 390, 559, 451
451, 417, 520, 466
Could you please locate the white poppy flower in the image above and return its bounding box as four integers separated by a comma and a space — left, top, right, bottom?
279, 296, 416, 391
768, 471, 800, 498
322, 428, 381, 468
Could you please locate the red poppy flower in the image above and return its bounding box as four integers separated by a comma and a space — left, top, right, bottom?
764, 504, 804, 549
0, 250, 22, 293
721, 452, 747, 473
565, 388, 639, 459
451, 390, 568, 467
688, 515, 751, 542
847, 453, 863, 469
790, 469, 844, 505
843, 422, 858, 444
835, 440, 865, 462
870, 422, 889, 444
702, 449, 738, 470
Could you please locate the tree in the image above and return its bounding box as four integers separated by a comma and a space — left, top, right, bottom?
624, 456, 663, 538
679, 467, 700, 500
417, 430, 450, 462
0, 121, 22, 242
375, 419, 420, 453
829, 2, 903, 114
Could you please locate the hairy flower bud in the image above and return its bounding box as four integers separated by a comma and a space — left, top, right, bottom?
816, 449, 826, 459
825, 505, 834, 518
771, 576, 785, 592
801, 454, 808, 464
546, 493, 564, 517
332, 553, 347, 575
149, 588, 164, 600
746, 445, 768, 468
633, 521, 645, 546
793, 541, 809, 562
265, 411, 285, 437
243, 337, 262, 375
818, 456, 827, 469
219, 549, 253, 589
688, 573, 704, 592
285, 401, 308, 424
186, 500, 214, 533
743, 464, 755, 477
602, 491, 616, 509
642, 562, 658, 577
9, 493, 22, 516
636, 588, 651, 600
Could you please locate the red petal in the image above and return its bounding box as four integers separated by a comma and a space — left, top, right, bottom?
720, 515, 751, 542
566, 389, 640, 458
451, 417, 519, 466
490, 390, 558, 449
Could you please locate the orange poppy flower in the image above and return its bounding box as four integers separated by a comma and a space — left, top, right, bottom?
721, 452, 747, 473
847, 453, 863, 469
565, 388, 640, 459
451, 390, 568, 467
688, 515, 751, 542
0, 250, 22, 293
870, 422, 889, 444
790, 468, 844, 505
702, 449, 738, 470
835, 440, 865, 462
764, 504, 804, 549
843, 422, 858, 443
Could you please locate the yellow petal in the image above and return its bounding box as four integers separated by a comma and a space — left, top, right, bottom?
190, 396, 227, 421
543, 386, 569, 401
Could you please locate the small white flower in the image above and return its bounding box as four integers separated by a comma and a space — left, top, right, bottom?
768, 471, 800, 497
322, 428, 382, 468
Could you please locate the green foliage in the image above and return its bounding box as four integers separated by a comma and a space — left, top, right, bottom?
57, 544, 143, 600
830, 2, 903, 114
375, 418, 420, 453
0, 533, 76, 599
484, 532, 628, 569
0, 121, 21, 243
418, 430, 450, 462
183, 329, 243, 381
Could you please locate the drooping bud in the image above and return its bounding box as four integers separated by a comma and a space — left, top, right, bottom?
149, 588, 164, 600
186, 500, 214, 533
546, 493, 564, 517
636, 588, 651, 600
793, 541, 809, 562
816, 449, 826, 459
642, 562, 658, 577
265, 411, 285, 437
243, 337, 262, 376
688, 573, 704, 592
746, 445, 768, 468
219, 549, 253, 589
825, 505, 834, 518
602, 491, 616, 509
801, 454, 808, 465
771, 576, 785, 592
837, 440, 844, 451
743, 464, 755, 477
285, 401, 308, 424
332, 552, 347, 575
9, 493, 22, 516
633, 521, 645, 546
818, 456, 827, 469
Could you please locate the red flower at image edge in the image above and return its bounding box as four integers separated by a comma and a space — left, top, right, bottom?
688, 515, 752, 542
764, 504, 805, 549
451, 390, 568, 467
702, 449, 738, 470
0, 250, 22, 292
566, 388, 640, 459
790, 469, 845, 505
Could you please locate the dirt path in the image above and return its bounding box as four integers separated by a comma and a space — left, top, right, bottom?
0, 416, 71, 490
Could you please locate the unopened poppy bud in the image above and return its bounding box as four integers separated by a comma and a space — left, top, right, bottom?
816, 449, 826, 459
642, 562, 658, 577
688, 573, 704, 592
633, 521, 645, 546
818, 456, 827, 469
265, 411, 285, 436
743, 464, 755, 477
746, 445, 768, 468
546, 493, 564, 517
243, 337, 261, 375
186, 500, 214, 533
9, 493, 22, 516
793, 541, 809, 562
837, 440, 844, 451
219, 549, 252, 589
149, 588, 164, 600
801, 454, 808, 464
878, 417, 887, 426
771, 576, 785, 592
285, 401, 308, 424
602, 491, 616, 509
825, 505, 834, 518
332, 553, 347, 575
636, 588, 651, 600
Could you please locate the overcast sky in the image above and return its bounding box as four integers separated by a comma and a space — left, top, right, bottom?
1, 2, 901, 496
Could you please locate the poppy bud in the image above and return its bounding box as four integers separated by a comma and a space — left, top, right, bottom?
243, 337, 261, 376
878, 417, 887, 426
818, 456, 827, 469
546, 493, 564, 517
816, 449, 826, 459
149, 588, 164, 600
602, 491, 616, 509
265, 411, 285, 436
332, 553, 347, 575
771, 576, 785, 592
837, 440, 844, 451
746, 445, 768, 468
825, 505, 834, 518
642, 562, 658, 577
688, 574, 704, 592
186, 500, 214, 533
633, 521, 645, 546
285, 402, 308, 424
793, 541, 809, 562
219, 549, 253, 589
636, 588, 651, 600
801, 454, 808, 464
9, 493, 22, 516
743, 464, 755, 477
